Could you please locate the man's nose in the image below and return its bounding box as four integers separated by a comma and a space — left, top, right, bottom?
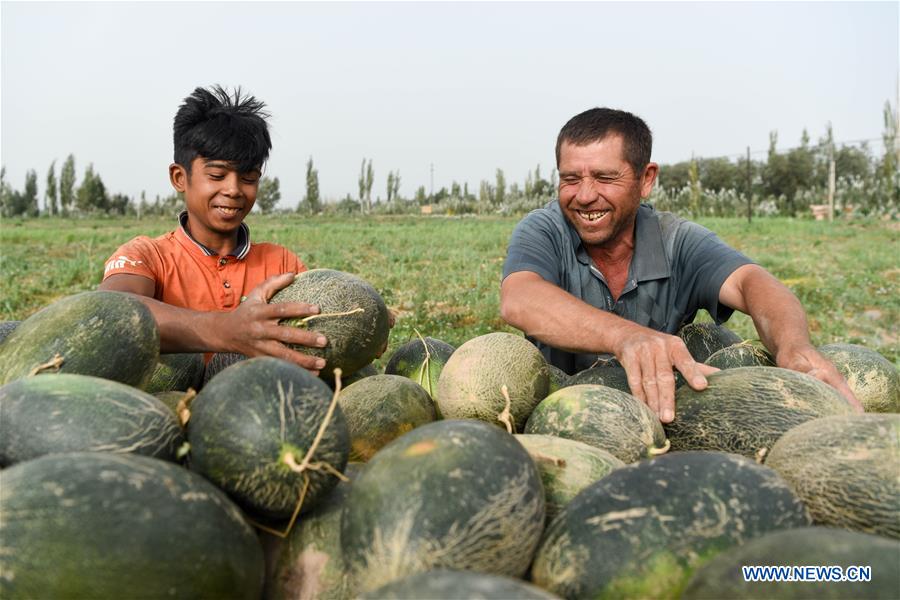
574, 177, 596, 203
221, 173, 241, 197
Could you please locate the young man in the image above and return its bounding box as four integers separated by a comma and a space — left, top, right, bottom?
500, 107, 861, 423
101, 86, 328, 374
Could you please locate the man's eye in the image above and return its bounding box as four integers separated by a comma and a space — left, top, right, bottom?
242, 177, 259, 184
208, 172, 225, 180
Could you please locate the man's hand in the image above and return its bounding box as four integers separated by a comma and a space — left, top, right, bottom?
217, 273, 328, 375
613, 323, 718, 424
775, 342, 863, 412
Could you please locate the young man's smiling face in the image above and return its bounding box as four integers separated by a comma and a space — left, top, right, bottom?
170, 157, 260, 250
557, 136, 657, 250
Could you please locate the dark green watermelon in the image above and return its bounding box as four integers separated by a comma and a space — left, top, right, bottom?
704, 341, 774, 369
665, 367, 854, 459
340, 419, 545, 593
270, 269, 390, 380
0, 452, 264, 599
0, 291, 159, 388
525, 384, 669, 463
187, 357, 350, 520
267, 463, 365, 600
547, 364, 572, 395
677, 322, 742, 363
361, 569, 561, 599
818, 343, 899, 413
0, 373, 184, 467
339, 362, 380, 388
202, 352, 247, 387
436, 332, 549, 431
145, 352, 205, 393
531, 451, 811, 600
0, 320, 19, 344
566, 362, 631, 393
683, 527, 900, 599
765, 414, 900, 539
338, 374, 437, 461
385, 336, 456, 398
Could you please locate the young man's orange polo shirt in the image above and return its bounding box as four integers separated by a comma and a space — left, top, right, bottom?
102, 213, 306, 311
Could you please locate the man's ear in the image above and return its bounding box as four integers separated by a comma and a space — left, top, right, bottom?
169, 163, 188, 192
640, 162, 659, 199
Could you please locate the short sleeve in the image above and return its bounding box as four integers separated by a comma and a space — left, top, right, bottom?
673, 222, 754, 323
285, 249, 307, 274
502, 209, 564, 284
102, 237, 160, 282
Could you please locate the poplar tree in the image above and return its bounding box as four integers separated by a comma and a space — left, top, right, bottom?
45, 160, 58, 216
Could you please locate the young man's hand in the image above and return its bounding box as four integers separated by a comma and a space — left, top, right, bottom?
222, 273, 328, 375
613, 322, 718, 424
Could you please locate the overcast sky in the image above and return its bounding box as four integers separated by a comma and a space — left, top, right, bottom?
2, 1, 897, 209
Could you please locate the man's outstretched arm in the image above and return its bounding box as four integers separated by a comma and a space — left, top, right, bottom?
718, 264, 862, 410
500, 270, 716, 423
100, 272, 328, 375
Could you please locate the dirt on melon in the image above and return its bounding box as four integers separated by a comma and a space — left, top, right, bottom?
340, 419, 545, 593
818, 343, 899, 413
338, 374, 437, 461
385, 336, 456, 399
270, 269, 390, 380
682, 527, 900, 599
531, 451, 810, 600
0, 452, 264, 599
525, 384, 669, 463
187, 357, 350, 521
0, 291, 159, 388
765, 413, 900, 539
435, 332, 549, 432
515, 433, 624, 522
665, 367, 855, 459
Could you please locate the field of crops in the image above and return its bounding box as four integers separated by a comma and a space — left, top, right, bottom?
1, 213, 897, 365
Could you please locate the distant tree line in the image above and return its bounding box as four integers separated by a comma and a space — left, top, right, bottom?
3, 102, 897, 220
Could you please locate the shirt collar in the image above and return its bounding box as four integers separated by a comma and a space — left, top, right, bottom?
178, 211, 251, 260
559, 201, 670, 281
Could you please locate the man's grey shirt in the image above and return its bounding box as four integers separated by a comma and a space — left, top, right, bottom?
502, 201, 753, 374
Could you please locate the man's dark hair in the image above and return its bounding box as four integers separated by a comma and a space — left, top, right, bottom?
555, 108, 653, 176
173, 85, 272, 174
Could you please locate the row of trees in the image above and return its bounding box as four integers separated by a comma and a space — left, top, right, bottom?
3, 103, 898, 219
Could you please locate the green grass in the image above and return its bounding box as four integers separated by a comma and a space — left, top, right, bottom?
1, 213, 896, 365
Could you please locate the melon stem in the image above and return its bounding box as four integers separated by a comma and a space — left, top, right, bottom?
28, 353, 64, 376
175, 389, 197, 427
498, 385, 514, 434
648, 438, 671, 456
414, 329, 434, 397
300, 308, 364, 324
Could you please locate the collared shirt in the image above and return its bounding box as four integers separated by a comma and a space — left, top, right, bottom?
103, 212, 306, 312
502, 201, 753, 374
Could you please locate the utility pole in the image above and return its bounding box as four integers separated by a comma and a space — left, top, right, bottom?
430, 163, 434, 199
746, 146, 752, 224
827, 140, 836, 222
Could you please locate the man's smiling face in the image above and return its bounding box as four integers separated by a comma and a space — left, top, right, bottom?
557, 136, 655, 249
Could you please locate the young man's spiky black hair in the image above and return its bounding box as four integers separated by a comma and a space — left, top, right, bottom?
173, 85, 272, 174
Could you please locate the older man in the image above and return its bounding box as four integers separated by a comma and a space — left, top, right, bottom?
500, 107, 859, 423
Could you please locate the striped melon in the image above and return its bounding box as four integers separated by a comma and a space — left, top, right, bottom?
665, 367, 854, 459
524, 384, 669, 463
0, 373, 184, 466
361, 569, 561, 599
677, 322, 742, 363
435, 332, 549, 431
385, 336, 456, 399
704, 341, 774, 369
0, 452, 264, 599
340, 419, 545, 593
145, 352, 205, 393
202, 352, 247, 387
765, 414, 900, 539
531, 451, 810, 600
818, 343, 899, 413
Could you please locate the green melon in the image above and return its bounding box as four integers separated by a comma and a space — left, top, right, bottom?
435, 332, 549, 432
270, 269, 390, 380
339, 374, 437, 461
818, 343, 899, 413
339, 362, 380, 388
267, 463, 365, 600
531, 451, 811, 600
360, 569, 562, 599
682, 527, 900, 599
202, 351, 247, 387
340, 419, 545, 593
765, 414, 900, 539
566, 362, 631, 394
0, 320, 20, 344
0, 452, 264, 599
145, 352, 205, 393
187, 357, 350, 520
385, 336, 456, 398
154, 390, 192, 417
665, 367, 854, 459
677, 322, 742, 363
515, 433, 624, 522
547, 364, 571, 395
704, 340, 774, 369
0, 373, 184, 467
0, 291, 159, 388
524, 384, 669, 463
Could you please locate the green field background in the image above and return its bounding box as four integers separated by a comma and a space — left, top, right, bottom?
1, 214, 897, 366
